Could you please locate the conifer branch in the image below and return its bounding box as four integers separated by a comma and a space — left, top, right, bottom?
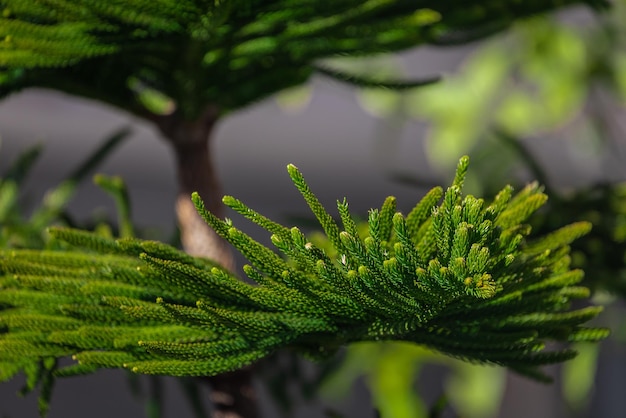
0, 157, 609, 415
0, 1, 609, 114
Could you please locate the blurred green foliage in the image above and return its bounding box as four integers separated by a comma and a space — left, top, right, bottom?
357, 3, 626, 188
0, 0, 608, 118
0, 129, 129, 249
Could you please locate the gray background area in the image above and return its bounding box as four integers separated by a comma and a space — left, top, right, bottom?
1, 39, 625, 417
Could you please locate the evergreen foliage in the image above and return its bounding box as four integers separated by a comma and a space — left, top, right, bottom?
0, 0, 610, 117
545, 185, 626, 297
0, 156, 608, 416
0, 129, 128, 249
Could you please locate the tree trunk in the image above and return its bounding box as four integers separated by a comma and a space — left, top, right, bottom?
155, 106, 258, 418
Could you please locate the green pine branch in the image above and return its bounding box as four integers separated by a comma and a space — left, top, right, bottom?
0, 0, 610, 116
0, 156, 609, 415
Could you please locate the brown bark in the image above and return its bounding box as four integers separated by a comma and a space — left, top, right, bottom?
154, 107, 258, 418
155, 106, 234, 269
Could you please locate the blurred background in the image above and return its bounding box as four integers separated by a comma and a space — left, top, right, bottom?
2, 3, 626, 418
